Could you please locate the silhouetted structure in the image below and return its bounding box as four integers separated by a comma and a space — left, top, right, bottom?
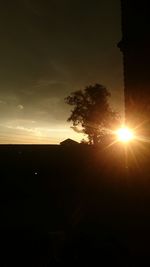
60, 138, 79, 146
119, 1, 150, 130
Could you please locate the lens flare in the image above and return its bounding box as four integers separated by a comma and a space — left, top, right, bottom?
116, 127, 134, 143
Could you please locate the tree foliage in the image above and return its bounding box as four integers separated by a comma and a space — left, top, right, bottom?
65, 84, 119, 145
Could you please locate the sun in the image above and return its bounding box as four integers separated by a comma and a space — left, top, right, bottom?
116, 127, 134, 143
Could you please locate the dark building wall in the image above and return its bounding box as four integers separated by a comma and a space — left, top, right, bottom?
119, 1, 150, 128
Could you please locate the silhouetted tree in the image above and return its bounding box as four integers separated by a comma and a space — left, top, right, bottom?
65, 84, 119, 145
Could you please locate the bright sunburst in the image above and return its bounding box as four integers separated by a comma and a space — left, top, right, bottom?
116, 127, 134, 143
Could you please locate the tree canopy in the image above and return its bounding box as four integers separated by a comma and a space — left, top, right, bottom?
65, 84, 119, 145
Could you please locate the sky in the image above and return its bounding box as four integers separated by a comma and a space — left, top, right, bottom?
0, 0, 123, 144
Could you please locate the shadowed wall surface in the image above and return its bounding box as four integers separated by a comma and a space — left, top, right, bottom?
119, 1, 150, 129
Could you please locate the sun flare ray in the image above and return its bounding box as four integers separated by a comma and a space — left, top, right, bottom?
116, 127, 134, 143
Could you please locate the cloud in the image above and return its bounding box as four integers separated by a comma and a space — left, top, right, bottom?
71, 126, 84, 133
17, 104, 24, 110
0, 100, 7, 105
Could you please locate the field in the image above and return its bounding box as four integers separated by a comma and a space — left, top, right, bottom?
0, 143, 150, 266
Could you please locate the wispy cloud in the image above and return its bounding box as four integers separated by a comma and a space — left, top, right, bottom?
0, 100, 7, 105
17, 104, 24, 110
34, 79, 68, 88
71, 126, 84, 133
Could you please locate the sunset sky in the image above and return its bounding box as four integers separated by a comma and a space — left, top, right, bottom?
0, 0, 123, 144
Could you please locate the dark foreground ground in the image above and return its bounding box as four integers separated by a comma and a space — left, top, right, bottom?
0, 143, 150, 266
